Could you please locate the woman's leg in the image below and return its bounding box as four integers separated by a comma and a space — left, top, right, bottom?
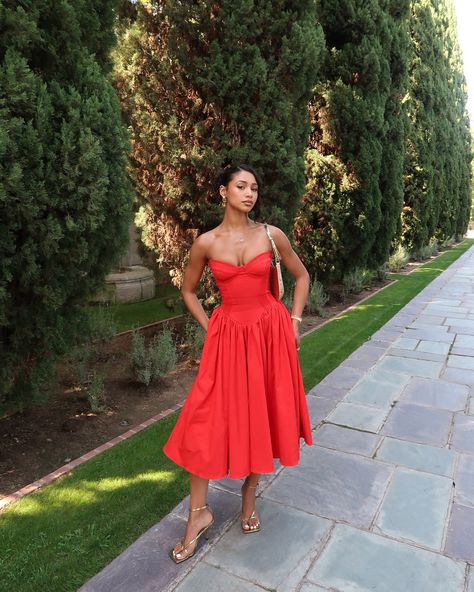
241, 472, 261, 531
171, 473, 213, 560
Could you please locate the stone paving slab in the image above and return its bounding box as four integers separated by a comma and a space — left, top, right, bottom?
468, 568, 474, 592
264, 447, 393, 528
418, 340, 451, 354
445, 504, 474, 562
200, 499, 330, 592
376, 355, 444, 378
446, 317, 474, 329
452, 345, 474, 357
316, 366, 365, 390
454, 334, 474, 348
307, 384, 348, 403
387, 347, 446, 362
344, 368, 409, 408
375, 437, 455, 477
455, 454, 474, 507
306, 396, 339, 428
299, 584, 328, 592
381, 403, 453, 446
392, 336, 419, 350
451, 414, 474, 453
313, 424, 380, 457
449, 354, 474, 370
399, 377, 469, 411
174, 563, 264, 591
306, 524, 465, 592
442, 366, 474, 386
373, 468, 453, 549
325, 400, 390, 432
404, 328, 456, 343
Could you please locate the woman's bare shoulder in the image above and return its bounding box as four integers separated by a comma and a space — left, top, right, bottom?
192, 227, 221, 257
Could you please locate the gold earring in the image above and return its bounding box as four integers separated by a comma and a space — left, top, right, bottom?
221, 194, 227, 207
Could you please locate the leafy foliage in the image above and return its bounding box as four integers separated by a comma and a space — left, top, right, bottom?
0, 1, 132, 412
114, 0, 324, 287
295, 0, 410, 281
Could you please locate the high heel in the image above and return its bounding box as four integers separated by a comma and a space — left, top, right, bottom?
240, 481, 261, 534
169, 503, 214, 564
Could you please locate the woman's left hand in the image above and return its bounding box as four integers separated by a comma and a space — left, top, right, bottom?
292, 319, 301, 352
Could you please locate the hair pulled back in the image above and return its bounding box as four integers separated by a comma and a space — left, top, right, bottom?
213, 163, 262, 195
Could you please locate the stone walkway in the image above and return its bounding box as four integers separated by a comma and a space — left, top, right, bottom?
80, 246, 474, 592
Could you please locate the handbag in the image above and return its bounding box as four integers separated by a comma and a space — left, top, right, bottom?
264, 223, 284, 300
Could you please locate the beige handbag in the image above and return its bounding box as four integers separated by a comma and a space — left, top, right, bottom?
264, 224, 284, 300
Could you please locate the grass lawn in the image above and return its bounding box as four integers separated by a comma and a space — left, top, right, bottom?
2, 238, 472, 592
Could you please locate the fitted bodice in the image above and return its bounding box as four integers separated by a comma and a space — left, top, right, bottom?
208, 250, 276, 323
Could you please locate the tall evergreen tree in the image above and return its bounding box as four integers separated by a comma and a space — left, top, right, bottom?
114, 0, 324, 287
294, 0, 397, 281
438, 0, 471, 239
368, 0, 410, 267
402, 0, 471, 251
0, 1, 132, 412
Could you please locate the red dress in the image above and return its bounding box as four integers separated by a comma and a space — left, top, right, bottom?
163, 250, 313, 479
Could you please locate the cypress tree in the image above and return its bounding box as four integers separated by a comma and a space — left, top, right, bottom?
437, 0, 471, 239
294, 0, 394, 281
402, 0, 438, 252
402, 0, 471, 251
0, 1, 132, 412
368, 0, 410, 267
114, 0, 324, 287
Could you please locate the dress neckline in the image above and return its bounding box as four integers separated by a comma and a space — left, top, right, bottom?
208, 250, 272, 268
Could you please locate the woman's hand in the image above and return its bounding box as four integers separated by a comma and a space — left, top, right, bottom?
292, 318, 301, 351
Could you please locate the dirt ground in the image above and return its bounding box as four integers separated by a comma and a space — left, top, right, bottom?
0, 277, 394, 500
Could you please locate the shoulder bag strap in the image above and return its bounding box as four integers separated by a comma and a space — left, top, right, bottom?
264, 223, 282, 263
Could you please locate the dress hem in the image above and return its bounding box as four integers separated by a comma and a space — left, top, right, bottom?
163, 442, 313, 481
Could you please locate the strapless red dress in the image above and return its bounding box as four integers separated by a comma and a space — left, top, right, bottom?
163, 250, 313, 479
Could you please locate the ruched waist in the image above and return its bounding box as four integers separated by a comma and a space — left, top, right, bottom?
220, 290, 274, 306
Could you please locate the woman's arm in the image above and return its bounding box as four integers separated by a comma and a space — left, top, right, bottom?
180, 235, 211, 331
268, 226, 310, 348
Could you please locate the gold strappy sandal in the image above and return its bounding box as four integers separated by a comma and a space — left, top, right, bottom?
169, 503, 214, 564
240, 482, 261, 534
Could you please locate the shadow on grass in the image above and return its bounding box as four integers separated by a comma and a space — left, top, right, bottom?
1, 415, 188, 592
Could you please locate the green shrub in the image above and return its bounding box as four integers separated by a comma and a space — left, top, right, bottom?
388, 245, 410, 272
375, 263, 389, 281
65, 307, 117, 411
130, 330, 152, 386
184, 316, 206, 360
84, 306, 117, 343
130, 327, 178, 387
412, 238, 439, 261
306, 277, 329, 317
342, 269, 365, 295
361, 269, 376, 287
0, 2, 132, 414
87, 372, 106, 413
149, 327, 178, 377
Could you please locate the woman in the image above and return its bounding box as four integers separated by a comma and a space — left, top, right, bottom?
163, 164, 313, 563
